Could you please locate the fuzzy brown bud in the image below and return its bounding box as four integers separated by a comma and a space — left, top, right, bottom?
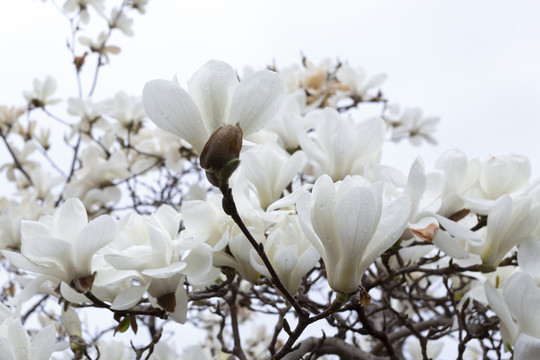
200, 123, 243, 172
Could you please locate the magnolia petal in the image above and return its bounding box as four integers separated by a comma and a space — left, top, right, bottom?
188, 60, 238, 133
152, 205, 181, 240
75, 215, 118, 276
311, 175, 340, 269
54, 198, 88, 243
503, 272, 540, 337
433, 214, 481, 243
291, 245, 320, 290
363, 195, 412, 271
435, 149, 468, 192
432, 231, 470, 259
32, 325, 67, 360
169, 282, 188, 324
104, 253, 147, 270
1, 251, 66, 280
405, 158, 427, 216
181, 200, 217, 238
273, 245, 298, 279
482, 195, 512, 264
20, 220, 49, 241
335, 186, 376, 266
21, 235, 73, 271
296, 191, 325, 259
60, 282, 89, 304
182, 243, 213, 277
515, 333, 540, 360
111, 284, 150, 310
142, 262, 187, 278
5, 318, 31, 360
518, 238, 540, 278
0, 337, 17, 360
484, 280, 518, 344
142, 79, 207, 153
229, 70, 285, 136
249, 248, 270, 278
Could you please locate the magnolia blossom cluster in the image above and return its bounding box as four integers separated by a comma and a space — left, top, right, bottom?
2, 5, 540, 356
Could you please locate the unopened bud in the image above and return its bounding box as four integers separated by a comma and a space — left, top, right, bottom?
200, 123, 243, 187
200, 123, 243, 171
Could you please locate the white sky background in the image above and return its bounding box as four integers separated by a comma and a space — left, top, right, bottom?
1, 0, 540, 356
2, 0, 540, 177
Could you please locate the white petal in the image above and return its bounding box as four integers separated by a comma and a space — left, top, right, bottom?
32, 325, 66, 360
21, 235, 74, 273
188, 60, 238, 133
295, 191, 324, 259
484, 280, 517, 344
75, 215, 118, 276
60, 282, 90, 303
335, 186, 376, 268
0, 338, 16, 360
515, 333, 540, 360
1, 251, 66, 280
142, 262, 187, 278
169, 282, 188, 324
518, 237, 540, 278
20, 221, 49, 241
432, 231, 470, 259
311, 175, 340, 269
364, 195, 412, 270
4, 318, 31, 360
54, 198, 88, 242
433, 214, 482, 243
152, 205, 181, 240
503, 272, 540, 336
111, 284, 150, 310
228, 70, 285, 136
182, 243, 213, 277
142, 80, 207, 153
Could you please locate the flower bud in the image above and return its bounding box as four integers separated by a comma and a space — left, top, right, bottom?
200, 123, 243, 171
200, 123, 243, 187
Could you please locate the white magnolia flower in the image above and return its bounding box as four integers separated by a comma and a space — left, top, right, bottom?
63, 0, 105, 24
143, 60, 285, 154
250, 214, 319, 294
0, 317, 67, 360
64, 144, 129, 212
335, 65, 387, 101
298, 107, 386, 181
109, 8, 134, 36
297, 174, 411, 294
103, 205, 213, 322
0, 198, 48, 251
0, 106, 25, 133
403, 157, 480, 259
480, 195, 539, 268
104, 91, 145, 130
2, 198, 119, 292
485, 272, 540, 358
181, 197, 266, 283
23, 76, 61, 108
387, 106, 439, 146
236, 142, 306, 210
463, 154, 531, 214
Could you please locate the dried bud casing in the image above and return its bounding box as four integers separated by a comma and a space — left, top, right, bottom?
200, 123, 243, 172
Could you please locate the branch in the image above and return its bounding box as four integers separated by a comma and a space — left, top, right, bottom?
282, 336, 388, 360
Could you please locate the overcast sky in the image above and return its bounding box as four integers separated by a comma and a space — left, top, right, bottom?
2, 0, 540, 177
